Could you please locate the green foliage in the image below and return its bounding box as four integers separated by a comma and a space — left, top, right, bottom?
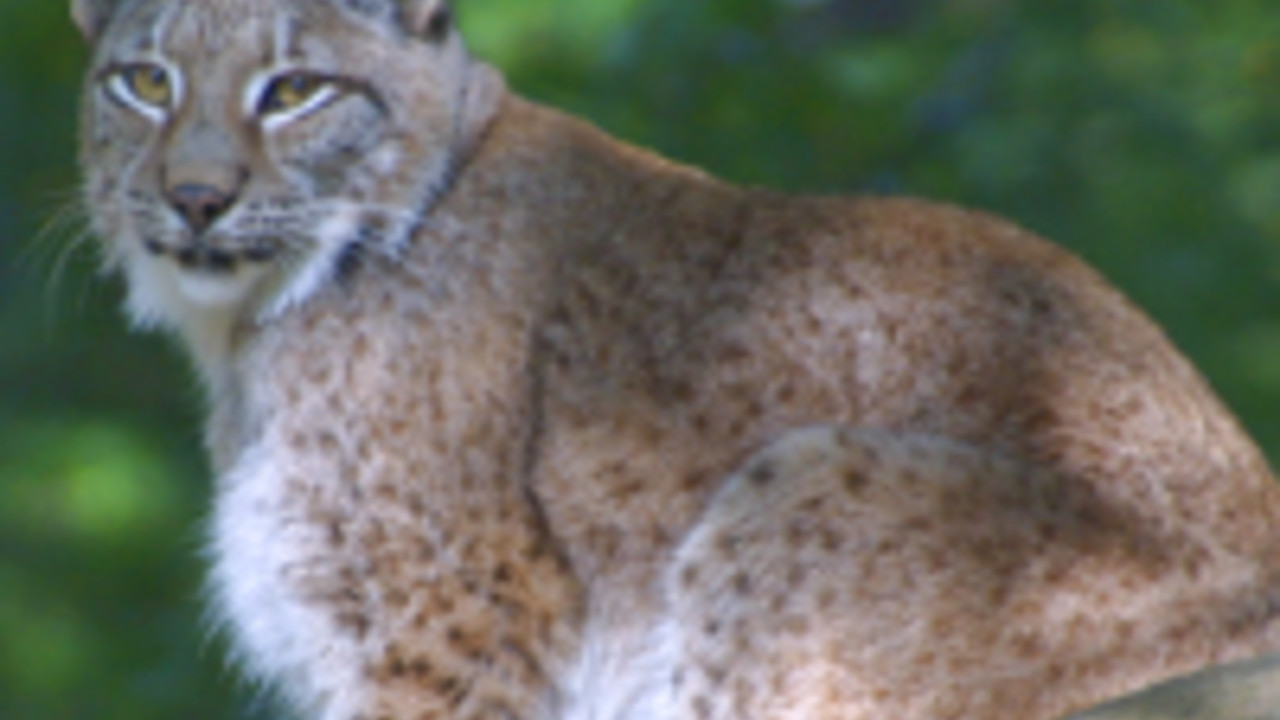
2, 1, 1278, 717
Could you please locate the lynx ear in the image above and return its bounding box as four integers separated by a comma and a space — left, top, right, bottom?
71, 0, 116, 43
398, 0, 454, 44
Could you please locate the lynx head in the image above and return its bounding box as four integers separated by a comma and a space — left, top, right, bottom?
73, 0, 501, 337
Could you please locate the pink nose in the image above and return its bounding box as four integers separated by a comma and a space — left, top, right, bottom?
166, 183, 235, 233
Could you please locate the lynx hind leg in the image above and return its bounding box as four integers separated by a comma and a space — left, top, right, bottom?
659, 427, 1270, 720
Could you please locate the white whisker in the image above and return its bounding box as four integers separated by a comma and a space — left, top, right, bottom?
23, 192, 102, 333
24, 192, 89, 266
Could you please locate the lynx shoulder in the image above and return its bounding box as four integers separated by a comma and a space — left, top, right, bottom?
72, 0, 1280, 719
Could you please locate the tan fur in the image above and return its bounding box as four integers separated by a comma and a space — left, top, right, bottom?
73, 1, 1280, 719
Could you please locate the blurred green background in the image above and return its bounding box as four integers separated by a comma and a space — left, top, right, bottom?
3, 0, 1280, 718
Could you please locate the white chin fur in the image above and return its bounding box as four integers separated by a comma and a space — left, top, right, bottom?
177, 268, 263, 308
121, 258, 249, 381
119, 206, 358, 355
125, 258, 262, 324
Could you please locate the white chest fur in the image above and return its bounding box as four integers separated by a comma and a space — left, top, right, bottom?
208, 441, 369, 720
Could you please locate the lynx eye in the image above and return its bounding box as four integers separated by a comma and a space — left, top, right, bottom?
257, 72, 337, 119
106, 63, 175, 116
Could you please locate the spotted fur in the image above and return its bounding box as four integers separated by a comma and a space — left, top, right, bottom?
74, 1, 1280, 719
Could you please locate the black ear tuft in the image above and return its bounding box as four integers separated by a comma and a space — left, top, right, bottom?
71, 0, 117, 43
423, 3, 452, 44
400, 0, 454, 43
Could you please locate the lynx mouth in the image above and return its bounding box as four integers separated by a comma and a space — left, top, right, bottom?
144, 237, 280, 273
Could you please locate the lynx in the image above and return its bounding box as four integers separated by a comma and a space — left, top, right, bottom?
72, 1, 1280, 719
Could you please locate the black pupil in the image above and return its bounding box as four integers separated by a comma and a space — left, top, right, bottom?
264, 75, 315, 112
133, 66, 164, 91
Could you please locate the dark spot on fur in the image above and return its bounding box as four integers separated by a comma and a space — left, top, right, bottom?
692, 695, 712, 720
410, 657, 434, 678
679, 563, 700, 588
336, 610, 370, 638
843, 467, 868, 492
357, 214, 388, 244
388, 656, 407, 677
493, 563, 513, 584
715, 532, 740, 560
334, 242, 365, 284
327, 521, 346, 547
748, 461, 776, 486
437, 675, 465, 707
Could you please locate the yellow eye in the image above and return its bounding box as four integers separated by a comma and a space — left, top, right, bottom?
259, 73, 331, 115
119, 64, 172, 108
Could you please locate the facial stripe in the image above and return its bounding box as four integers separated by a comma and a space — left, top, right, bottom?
273, 11, 293, 66
150, 0, 180, 54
